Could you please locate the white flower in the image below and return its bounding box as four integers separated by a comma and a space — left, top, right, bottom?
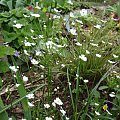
76, 74, 79, 78
16, 84, 20, 87
24, 40, 36, 46
24, 50, 29, 56
56, 44, 64, 48
13, 74, 16, 77
31, 13, 40, 17
79, 54, 87, 61
13, 20, 17, 23
53, 15, 60, 19
22, 119, 26, 120
108, 60, 115, 64
36, 51, 42, 56
54, 8, 60, 13
102, 41, 105, 44
28, 102, 34, 107
94, 24, 101, 29
83, 79, 89, 83
45, 117, 52, 120
23, 14, 30, 18
116, 85, 119, 88
41, 74, 44, 78
30, 29, 34, 33
40, 65, 45, 69
54, 88, 57, 92
109, 92, 115, 97
26, 93, 34, 99
70, 28, 77, 35
96, 54, 101, 58
116, 76, 120, 79
60, 109, 66, 116
80, 9, 88, 16
24, 41, 31, 46
67, 0, 73, 5
70, 12, 74, 18
38, 35, 44, 38
95, 103, 99, 106
113, 54, 118, 58
52, 102, 56, 107
75, 42, 82, 46
86, 50, 90, 54
44, 104, 50, 109
46, 41, 55, 49
8, 118, 12, 120
108, 42, 112, 45
76, 19, 83, 24
71, 21, 75, 25
9, 66, 18, 72
61, 64, 65, 68
35, 5, 41, 10
68, 82, 71, 86
54, 97, 63, 106
13, 23, 23, 28
65, 117, 69, 120
23, 76, 28, 82
95, 111, 100, 115
69, 28, 77, 35
31, 59, 39, 65
90, 43, 98, 47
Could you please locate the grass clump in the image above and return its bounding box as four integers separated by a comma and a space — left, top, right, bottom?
0, 0, 120, 120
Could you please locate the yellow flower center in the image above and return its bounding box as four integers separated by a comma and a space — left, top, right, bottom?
103, 104, 108, 111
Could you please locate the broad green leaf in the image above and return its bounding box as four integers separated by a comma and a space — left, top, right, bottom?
57, 0, 67, 6
116, 94, 120, 100
7, 0, 12, 10
0, 61, 9, 73
2, 30, 17, 43
0, 0, 7, 6
93, 90, 100, 98
15, 0, 24, 8
42, 7, 47, 13
0, 46, 15, 58
98, 86, 108, 90
0, 12, 11, 18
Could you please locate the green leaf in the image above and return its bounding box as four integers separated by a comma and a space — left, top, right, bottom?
0, 61, 9, 73
0, 12, 11, 18
0, 46, 15, 58
0, 96, 8, 119
93, 90, 100, 98
98, 86, 108, 90
0, 0, 7, 6
2, 30, 17, 43
116, 94, 120, 100
15, 0, 24, 8
7, 0, 12, 10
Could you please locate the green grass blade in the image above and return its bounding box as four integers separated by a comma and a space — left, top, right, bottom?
0, 76, 8, 119
0, 96, 8, 120
0, 84, 45, 114
10, 56, 31, 119
67, 68, 75, 113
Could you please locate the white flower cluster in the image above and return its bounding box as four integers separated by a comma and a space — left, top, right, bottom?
9, 66, 19, 72
24, 40, 36, 46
